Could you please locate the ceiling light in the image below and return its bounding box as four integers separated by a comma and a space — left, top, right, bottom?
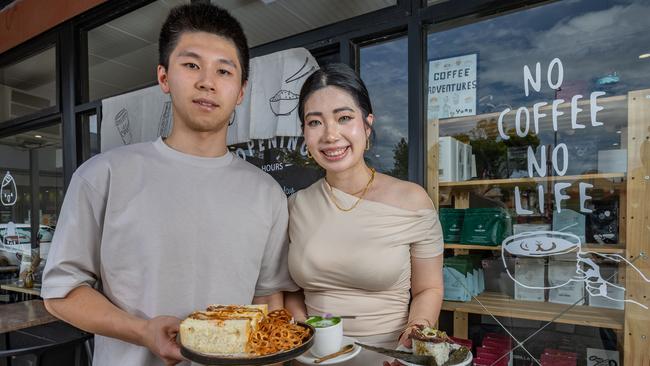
616, 130, 622, 134
640, 53, 650, 59
259, 0, 276, 4
34, 135, 42, 138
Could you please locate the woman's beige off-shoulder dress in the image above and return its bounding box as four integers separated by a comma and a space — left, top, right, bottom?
288, 179, 443, 365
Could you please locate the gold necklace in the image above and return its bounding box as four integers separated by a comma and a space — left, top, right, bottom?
326, 168, 376, 212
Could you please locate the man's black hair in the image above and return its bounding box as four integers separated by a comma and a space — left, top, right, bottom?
159, 3, 249, 84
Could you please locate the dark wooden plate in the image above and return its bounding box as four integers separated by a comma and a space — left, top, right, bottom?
180, 322, 314, 365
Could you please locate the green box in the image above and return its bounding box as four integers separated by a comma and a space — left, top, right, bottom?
440, 208, 465, 243
460, 208, 512, 246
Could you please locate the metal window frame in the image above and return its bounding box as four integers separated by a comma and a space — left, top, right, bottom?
0, 0, 554, 190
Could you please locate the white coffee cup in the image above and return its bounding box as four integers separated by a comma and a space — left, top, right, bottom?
308, 317, 343, 358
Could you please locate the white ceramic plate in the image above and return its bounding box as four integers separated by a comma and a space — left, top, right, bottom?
296, 336, 362, 365
394, 345, 472, 366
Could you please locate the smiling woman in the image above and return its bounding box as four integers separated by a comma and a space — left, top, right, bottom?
286, 64, 445, 366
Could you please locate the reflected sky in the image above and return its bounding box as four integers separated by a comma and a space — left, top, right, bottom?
428, 0, 650, 112
427, 0, 650, 178
360, 37, 409, 178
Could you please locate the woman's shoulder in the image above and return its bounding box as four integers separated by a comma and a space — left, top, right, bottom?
372, 174, 434, 212
288, 178, 324, 208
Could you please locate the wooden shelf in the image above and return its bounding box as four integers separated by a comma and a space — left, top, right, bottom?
439, 173, 625, 187
445, 244, 501, 251
442, 291, 624, 330
444, 243, 625, 254
583, 244, 626, 254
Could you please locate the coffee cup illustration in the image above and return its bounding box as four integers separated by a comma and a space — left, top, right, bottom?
1, 171, 17, 206
115, 108, 132, 144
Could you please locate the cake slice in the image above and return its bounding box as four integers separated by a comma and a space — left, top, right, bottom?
180, 304, 268, 355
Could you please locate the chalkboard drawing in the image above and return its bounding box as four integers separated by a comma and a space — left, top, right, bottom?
269, 57, 315, 116
115, 108, 132, 145
502, 231, 650, 309
1, 171, 17, 206
158, 101, 172, 137
269, 90, 300, 116
285, 57, 315, 84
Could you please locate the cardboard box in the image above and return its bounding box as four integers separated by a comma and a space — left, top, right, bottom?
548, 258, 584, 305
458, 140, 467, 181
482, 256, 515, 297
444, 256, 473, 301
513, 223, 551, 235
553, 209, 586, 244
470, 153, 477, 178
587, 348, 618, 366
439, 136, 459, 182
464, 143, 473, 180
514, 258, 545, 302
587, 263, 624, 310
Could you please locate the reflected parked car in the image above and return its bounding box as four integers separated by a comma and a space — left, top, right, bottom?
0, 223, 54, 265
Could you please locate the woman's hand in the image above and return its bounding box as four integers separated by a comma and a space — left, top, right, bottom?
383, 361, 405, 366
397, 324, 417, 349
381, 324, 420, 366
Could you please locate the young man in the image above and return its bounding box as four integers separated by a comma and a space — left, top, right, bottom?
41, 4, 297, 365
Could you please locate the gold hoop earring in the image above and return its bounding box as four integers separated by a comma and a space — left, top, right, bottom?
307, 150, 313, 159
365, 139, 370, 151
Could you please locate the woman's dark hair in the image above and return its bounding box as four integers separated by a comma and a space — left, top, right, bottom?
298, 63, 375, 136
159, 3, 249, 84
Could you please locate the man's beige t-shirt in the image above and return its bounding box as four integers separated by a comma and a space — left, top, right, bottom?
42, 138, 298, 366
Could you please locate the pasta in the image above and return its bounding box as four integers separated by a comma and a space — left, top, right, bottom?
247, 309, 311, 356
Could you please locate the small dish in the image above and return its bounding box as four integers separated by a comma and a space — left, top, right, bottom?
295, 336, 362, 365
394, 344, 473, 366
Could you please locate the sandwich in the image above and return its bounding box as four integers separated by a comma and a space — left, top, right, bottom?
180, 304, 268, 355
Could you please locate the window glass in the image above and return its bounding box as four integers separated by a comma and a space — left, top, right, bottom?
87, 0, 188, 101
216, 0, 397, 47
360, 36, 408, 179
78, 111, 100, 162
426, 0, 650, 363
0, 47, 56, 123
0, 124, 63, 284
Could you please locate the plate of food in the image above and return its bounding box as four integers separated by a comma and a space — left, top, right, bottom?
179, 305, 314, 365
356, 326, 471, 366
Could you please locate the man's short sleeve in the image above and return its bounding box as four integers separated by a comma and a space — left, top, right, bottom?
41, 173, 105, 299
254, 190, 300, 297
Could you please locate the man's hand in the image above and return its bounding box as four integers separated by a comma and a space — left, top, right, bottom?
141, 316, 184, 365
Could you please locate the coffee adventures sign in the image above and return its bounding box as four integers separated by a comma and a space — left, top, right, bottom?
427, 53, 478, 120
